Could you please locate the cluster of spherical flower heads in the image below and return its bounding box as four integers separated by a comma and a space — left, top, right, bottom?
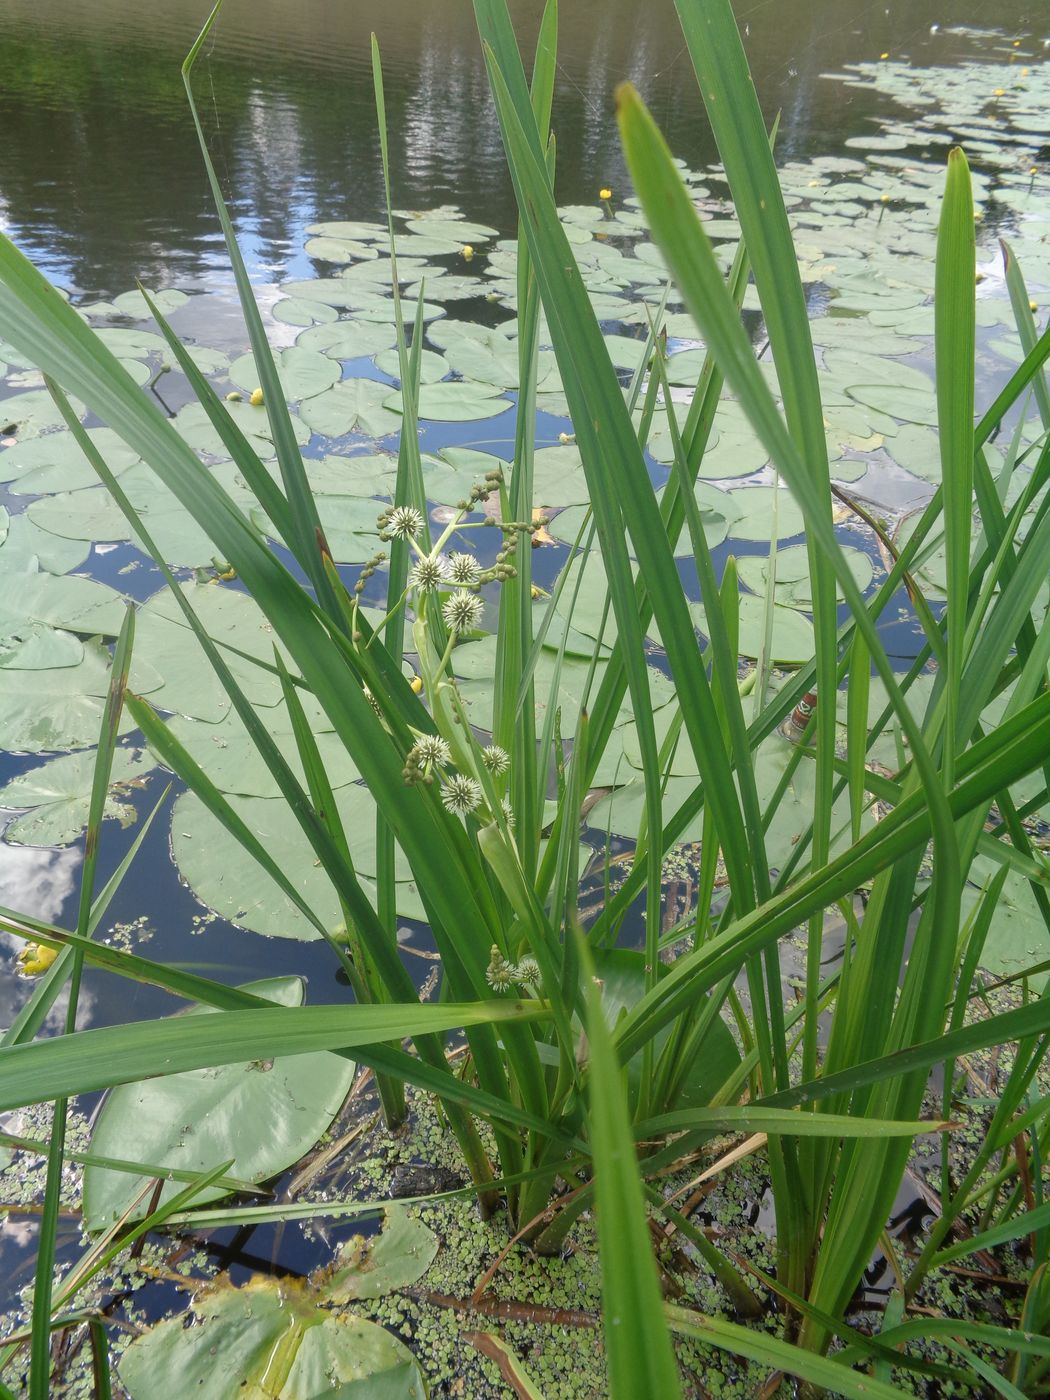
374, 470, 536, 830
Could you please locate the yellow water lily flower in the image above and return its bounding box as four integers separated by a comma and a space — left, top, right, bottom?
462, 245, 474, 260
410, 675, 424, 695
599, 187, 612, 201
18, 943, 58, 977
879, 52, 889, 60
250, 387, 265, 406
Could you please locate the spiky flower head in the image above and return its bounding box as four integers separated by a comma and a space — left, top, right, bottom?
440, 773, 483, 817
448, 551, 481, 585
409, 553, 450, 592
486, 945, 515, 992
515, 956, 541, 986
442, 589, 484, 634
481, 744, 510, 776
387, 505, 424, 541
411, 735, 451, 770
500, 795, 516, 829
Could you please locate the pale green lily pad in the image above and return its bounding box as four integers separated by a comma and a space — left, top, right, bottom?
718, 484, 807, 542
160, 708, 359, 799
170, 785, 425, 937
404, 216, 498, 241
322, 1208, 439, 1303
530, 445, 592, 508
297, 320, 398, 361
736, 542, 875, 606
228, 348, 341, 402
374, 347, 449, 384
300, 379, 403, 439
112, 287, 189, 318
0, 638, 132, 753
0, 389, 86, 440
0, 514, 92, 575
131, 583, 288, 723
385, 380, 510, 422
273, 296, 340, 327
962, 861, 1049, 990
0, 623, 83, 672
84, 976, 357, 1230
846, 382, 939, 426
175, 399, 311, 460
431, 324, 522, 388
0, 746, 154, 847
119, 1276, 427, 1400
0, 567, 127, 637
691, 593, 816, 663
0, 427, 139, 489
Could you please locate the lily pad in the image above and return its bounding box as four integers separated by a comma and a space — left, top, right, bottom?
84, 976, 357, 1230
322, 1208, 439, 1303
228, 347, 341, 402
300, 379, 403, 440
119, 1275, 427, 1400
297, 320, 398, 361
385, 380, 510, 422
736, 542, 875, 606
0, 747, 155, 847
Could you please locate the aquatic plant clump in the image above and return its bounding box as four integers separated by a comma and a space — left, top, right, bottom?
0, 0, 1048, 1395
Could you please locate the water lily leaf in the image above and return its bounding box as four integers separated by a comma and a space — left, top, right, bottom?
304, 236, 384, 263
305, 219, 388, 241
112, 287, 188, 318
175, 399, 311, 460
589, 949, 740, 1113
0, 505, 7, 546
27, 487, 131, 544
374, 347, 449, 384
404, 216, 498, 241
170, 785, 424, 937
0, 514, 92, 575
131, 583, 288, 723
273, 296, 340, 327
119, 1275, 427, 1400
297, 320, 398, 361
0, 622, 83, 672
84, 976, 357, 1230
322, 1208, 439, 1303
430, 325, 522, 387
0, 746, 154, 847
300, 379, 403, 439
228, 347, 341, 402
736, 542, 875, 607
962, 861, 1049, 990
1, 426, 141, 494
530, 445, 592, 508
0, 388, 86, 440
0, 637, 129, 753
385, 381, 510, 422
714, 484, 806, 543
0, 566, 127, 637
846, 381, 939, 426
692, 593, 815, 664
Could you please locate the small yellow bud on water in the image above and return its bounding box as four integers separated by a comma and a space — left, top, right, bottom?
599, 187, 613, 201
462, 245, 474, 260
993, 88, 1005, 97
1030, 300, 1039, 312
558, 431, 575, 444
225, 391, 242, 402
410, 675, 424, 695
880, 193, 890, 203
250, 387, 265, 406
18, 943, 58, 977
879, 52, 889, 60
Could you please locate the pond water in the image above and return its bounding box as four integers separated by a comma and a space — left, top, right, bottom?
0, 0, 1048, 1373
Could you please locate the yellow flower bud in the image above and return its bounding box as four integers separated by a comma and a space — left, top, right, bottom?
879, 52, 889, 60
225, 391, 242, 402
994, 88, 1005, 97
1030, 300, 1039, 313
250, 387, 265, 406
461, 245, 474, 260
410, 675, 424, 695
599, 187, 613, 201
18, 943, 58, 977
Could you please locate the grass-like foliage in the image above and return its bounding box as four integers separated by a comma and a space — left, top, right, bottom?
0, 0, 1049, 1393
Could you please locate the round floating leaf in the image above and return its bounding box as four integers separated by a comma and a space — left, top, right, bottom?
385, 380, 510, 422
403, 216, 498, 241
0, 622, 83, 673
0, 746, 154, 847
0, 514, 92, 576
0, 638, 128, 753
0, 389, 86, 440
736, 542, 875, 606
119, 1276, 427, 1400
300, 379, 403, 439
0, 567, 127, 637
297, 320, 398, 361
322, 1208, 439, 1303
273, 296, 340, 327
170, 785, 424, 938
847, 382, 939, 426
228, 347, 341, 402
112, 287, 189, 318
175, 399, 311, 461
530, 446, 591, 508
374, 347, 449, 384
131, 584, 288, 723
84, 976, 357, 1230
692, 593, 815, 663
716, 484, 806, 543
